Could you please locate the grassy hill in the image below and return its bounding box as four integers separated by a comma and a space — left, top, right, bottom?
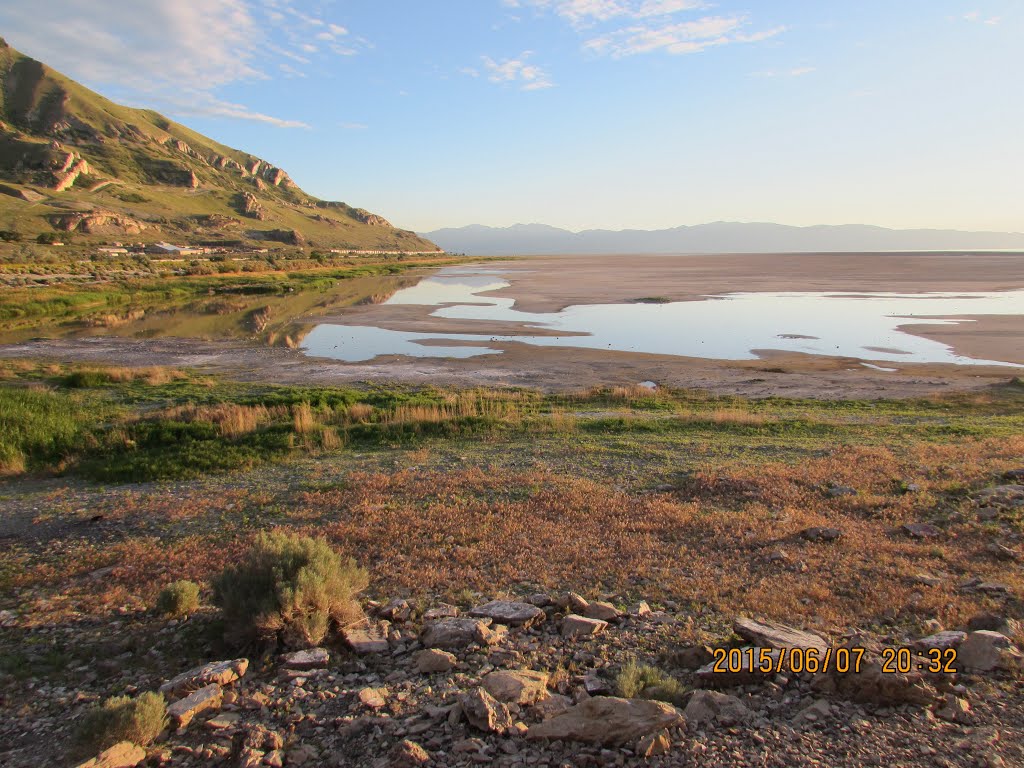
0, 38, 439, 252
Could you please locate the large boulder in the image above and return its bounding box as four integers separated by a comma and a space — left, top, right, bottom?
561, 614, 608, 638
415, 648, 457, 674
527, 696, 683, 746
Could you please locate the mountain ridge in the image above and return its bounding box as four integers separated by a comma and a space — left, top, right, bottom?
422, 221, 1024, 256
0, 38, 439, 252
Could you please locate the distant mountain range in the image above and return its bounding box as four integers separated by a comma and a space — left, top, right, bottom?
421, 222, 1024, 255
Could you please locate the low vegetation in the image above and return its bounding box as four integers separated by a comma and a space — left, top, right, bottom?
213, 531, 368, 649
614, 660, 688, 706
74, 692, 166, 755
155, 580, 200, 618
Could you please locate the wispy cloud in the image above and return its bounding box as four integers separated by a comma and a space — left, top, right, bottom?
585, 16, 784, 57
481, 52, 555, 90
961, 10, 1001, 25
0, 0, 366, 128
504, 0, 783, 58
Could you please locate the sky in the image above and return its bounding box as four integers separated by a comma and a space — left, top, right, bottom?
1, 1, 1022, 233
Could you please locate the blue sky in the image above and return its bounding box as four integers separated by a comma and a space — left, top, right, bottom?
1, 1, 1021, 233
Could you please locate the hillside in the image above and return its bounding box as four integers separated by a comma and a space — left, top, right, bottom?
0, 38, 439, 252
423, 222, 1024, 255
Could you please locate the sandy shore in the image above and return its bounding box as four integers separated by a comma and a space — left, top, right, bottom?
2, 252, 1021, 398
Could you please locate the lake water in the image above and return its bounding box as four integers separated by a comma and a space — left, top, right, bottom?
301, 268, 1024, 367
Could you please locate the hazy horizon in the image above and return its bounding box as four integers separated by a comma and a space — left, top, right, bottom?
1, 1, 1021, 234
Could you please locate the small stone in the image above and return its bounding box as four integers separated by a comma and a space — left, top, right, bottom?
461, 688, 514, 733
826, 486, 857, 497
583, 601, 622, 622
422, 604, 460, 621
389, 740, 430, 767
903, 523, 941, 539
683, 690, 751, 727
415, 648, 458, 674
380, 598, 413, 622
629, 601, 652, 617
343, 623, 391, 654
800, 527, 842, 542
935, 694, 971, 723
205, 712, 241, 730
358, 687, 387, 709
422, 617, 502, 649
635, 730, 671, 757
280, 648, 329, 670
913, 631, 966, 652
561, 614, 608, 638
483, 670, 550, 705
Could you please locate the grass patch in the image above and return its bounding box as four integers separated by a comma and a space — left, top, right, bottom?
156, 580, 200, 617
615, 660, 688, 706
75, 692, 166, 755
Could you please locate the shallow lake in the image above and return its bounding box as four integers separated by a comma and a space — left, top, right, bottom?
301, 267, 1024, 367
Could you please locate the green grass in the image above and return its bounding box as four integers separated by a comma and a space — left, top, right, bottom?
614, 660, 689, 705
2, 361, 1023, 484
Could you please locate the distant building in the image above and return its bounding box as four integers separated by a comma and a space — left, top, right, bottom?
146, 242, 205, 256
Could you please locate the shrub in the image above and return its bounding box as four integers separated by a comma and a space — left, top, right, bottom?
614, 660, 688, 706
213, 531, 368, 649
156, 580, 200, 617
75, 692, 166, 754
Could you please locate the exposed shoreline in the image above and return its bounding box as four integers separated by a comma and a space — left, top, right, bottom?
1, 251, 1021, 399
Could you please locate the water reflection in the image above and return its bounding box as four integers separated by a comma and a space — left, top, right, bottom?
301, 270, 1024, 367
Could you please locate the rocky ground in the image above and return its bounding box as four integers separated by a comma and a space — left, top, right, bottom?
3, 587, 1024, 768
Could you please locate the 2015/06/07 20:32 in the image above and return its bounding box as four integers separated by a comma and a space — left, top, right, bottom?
709, 647, 960, 675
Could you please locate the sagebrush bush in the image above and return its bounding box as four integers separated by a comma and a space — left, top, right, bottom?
76, 692, 166, 753
156, 580, 200, 617
615, 660, 688, 706
214, 531, 368, 648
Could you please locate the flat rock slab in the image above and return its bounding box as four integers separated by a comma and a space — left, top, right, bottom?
160, 658, 248, 696
75, 741, 146, 768
903, 523, 941, 539
562, 614, 608, 638
528, 696, 683, 746
469, 600, 546, 627
734, 618, 827, 652
168, 683, 223, 728
281, 648, 329, 670
913, 631, 967, 652
344, 623, 390, 654
582, 601, 622, 622
958, 631, 1023, 672
422, 617, 500, 649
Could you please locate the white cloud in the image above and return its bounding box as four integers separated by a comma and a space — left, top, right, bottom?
504, 0, 706, 26
585, 15, 783, 57
482, 53, 555, 91
0, 0, 365, 128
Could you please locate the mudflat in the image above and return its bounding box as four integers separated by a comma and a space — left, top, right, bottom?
3, 251, 1022, 398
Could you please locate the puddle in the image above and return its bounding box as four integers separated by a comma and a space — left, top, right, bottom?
301, 268, 1024, 367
